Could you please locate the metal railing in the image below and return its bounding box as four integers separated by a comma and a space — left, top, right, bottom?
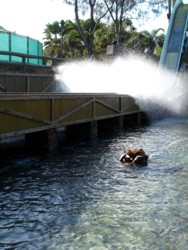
0, 51, 64, 67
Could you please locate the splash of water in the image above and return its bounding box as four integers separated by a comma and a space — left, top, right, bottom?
55, 56, 188, 120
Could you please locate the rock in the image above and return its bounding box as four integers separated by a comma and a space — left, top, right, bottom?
120, 147, 148, 166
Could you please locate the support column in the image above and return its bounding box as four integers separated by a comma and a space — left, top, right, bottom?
124, 112, 150, 128
140, 112, 150, 126
25, 129, 57, 153
98, 117, 121, 134
124, 113, 139, 128
118, 116, 124, 130
137, 113, 141, 127
90, 121, 98, 139
66, 121, 98, 142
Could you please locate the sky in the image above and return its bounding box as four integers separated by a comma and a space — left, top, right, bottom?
1, 0, 168, 44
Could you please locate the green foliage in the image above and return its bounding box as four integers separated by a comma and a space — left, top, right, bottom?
62, 0, 167, 58
43, 21, 63, 57
43, 19, 165, 61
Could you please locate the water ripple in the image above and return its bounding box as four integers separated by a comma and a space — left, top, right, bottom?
0, 118, 188, 249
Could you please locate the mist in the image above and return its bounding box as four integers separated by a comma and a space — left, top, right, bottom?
55, 56, 188, 120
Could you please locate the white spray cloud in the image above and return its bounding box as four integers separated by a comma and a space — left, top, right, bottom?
55, 56, 188, 119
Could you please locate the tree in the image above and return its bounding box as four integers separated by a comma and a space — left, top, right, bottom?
43, 19, 165, 60
43, 21, 63, 57
104, 0, 167, 47
63, 20, 85, 57
64, 0, 109, 57
43, 20, 86, 58
140, 28, 165, 59
94, 22, 115, 56
64, 0, 167, 56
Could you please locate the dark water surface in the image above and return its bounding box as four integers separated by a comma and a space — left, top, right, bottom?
0, 118, 188, 250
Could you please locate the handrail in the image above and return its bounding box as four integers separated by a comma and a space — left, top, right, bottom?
175, 13, 188, 73
0, 51, 64, 66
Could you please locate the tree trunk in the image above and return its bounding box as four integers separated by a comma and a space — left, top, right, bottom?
74, 0, 94, 57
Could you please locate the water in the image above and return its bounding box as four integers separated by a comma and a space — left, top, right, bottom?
1, 57, 188, 249
56, 56, 188, 118
0, 117, 188, 250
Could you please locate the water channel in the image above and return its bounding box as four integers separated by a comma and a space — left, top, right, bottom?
0, 116, 188, 249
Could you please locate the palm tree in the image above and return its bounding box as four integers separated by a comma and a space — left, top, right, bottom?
63, 20, 85, 58
140, 28, 165, 59
43, 20, 87, 59
43, 21, 62, 58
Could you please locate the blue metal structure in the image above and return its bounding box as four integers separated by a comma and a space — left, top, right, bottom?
159, 0, 188, 74
0, 32, 43, 65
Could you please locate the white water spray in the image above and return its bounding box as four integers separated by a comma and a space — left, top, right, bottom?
55, 56, 188, 120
